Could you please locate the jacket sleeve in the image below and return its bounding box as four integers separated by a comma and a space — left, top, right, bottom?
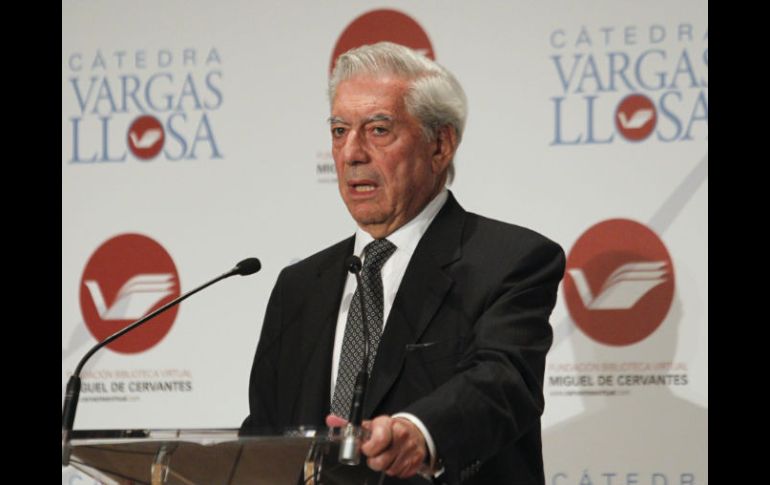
239, 268, 287, 436
404, 239, 566, 484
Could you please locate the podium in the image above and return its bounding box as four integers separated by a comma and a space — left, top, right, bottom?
66, 427, 384, 485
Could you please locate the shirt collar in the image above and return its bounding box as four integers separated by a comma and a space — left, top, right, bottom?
353, 189, 449, 258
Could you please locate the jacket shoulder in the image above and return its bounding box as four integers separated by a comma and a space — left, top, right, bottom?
278, 236, 354, 282
464, 211, 564, 259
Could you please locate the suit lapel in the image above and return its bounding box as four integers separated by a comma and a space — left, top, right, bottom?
364, 193, 466, 417
285, 237, 354, 425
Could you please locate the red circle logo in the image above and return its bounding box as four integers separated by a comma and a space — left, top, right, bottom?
79, 234, 180, 354
615, 94, 657, 141
330, 9, 435, 74
127, 115, 165, 160
563, 219, 674, 346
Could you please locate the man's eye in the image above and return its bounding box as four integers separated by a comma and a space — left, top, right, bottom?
372, 126, 388, 135
332, 127, 346, 137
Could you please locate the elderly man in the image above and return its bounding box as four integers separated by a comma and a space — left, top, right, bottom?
241, 42, 565, 485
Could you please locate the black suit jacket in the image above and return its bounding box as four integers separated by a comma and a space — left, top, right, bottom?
241, 192, 565, 485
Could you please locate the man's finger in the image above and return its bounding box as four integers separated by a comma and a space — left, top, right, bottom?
367, 448, 398, 472
325, 414, 348, 428
361, 416, 393, 456
387, 419, 427, 477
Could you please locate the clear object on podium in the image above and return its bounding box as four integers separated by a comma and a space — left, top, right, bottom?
65, 427, 388, 485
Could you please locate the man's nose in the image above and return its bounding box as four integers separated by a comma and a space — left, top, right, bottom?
341, 130, 368, 165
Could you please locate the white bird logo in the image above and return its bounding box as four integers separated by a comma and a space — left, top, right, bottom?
129, 128, 163, 149
85, 273, 176, 320
617, 109, 654, 130
568, 261, 667, 310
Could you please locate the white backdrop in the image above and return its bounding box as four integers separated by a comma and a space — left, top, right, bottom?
63, 1, 707, 483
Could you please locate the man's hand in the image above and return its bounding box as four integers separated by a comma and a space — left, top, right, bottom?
363, 416, 428, 478
326, 414, 428, 479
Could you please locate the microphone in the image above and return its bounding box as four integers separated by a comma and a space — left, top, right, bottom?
339, 255, 368, 465
233, 257, 261, 276
61, 257, 261, 466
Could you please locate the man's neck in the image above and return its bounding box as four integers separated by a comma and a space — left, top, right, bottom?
359, 185, 448, 239
355, 189, 449, 246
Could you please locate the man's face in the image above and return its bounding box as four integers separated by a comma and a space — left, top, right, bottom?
330, 75, 447, 239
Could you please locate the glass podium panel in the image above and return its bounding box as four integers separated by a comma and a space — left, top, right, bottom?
66, 427, 390, 485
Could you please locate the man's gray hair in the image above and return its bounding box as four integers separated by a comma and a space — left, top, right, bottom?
328, 42, 467, 184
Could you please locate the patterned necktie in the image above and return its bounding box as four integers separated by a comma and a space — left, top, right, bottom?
330, 238, 397, 418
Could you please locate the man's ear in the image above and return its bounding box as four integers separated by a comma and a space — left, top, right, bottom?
431, 125, 458, 174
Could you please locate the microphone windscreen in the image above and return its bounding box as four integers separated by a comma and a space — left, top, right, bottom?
235, 258, 261, 276
345, 255, 362, 274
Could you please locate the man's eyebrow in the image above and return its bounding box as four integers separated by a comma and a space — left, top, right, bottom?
365, 114, 393, 123
327, 114, 394, 125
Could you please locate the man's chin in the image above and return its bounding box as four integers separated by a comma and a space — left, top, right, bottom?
347, 208, 392, 235
351, 212, 387, 228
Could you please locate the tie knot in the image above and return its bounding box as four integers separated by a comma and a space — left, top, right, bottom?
362, 239, 396, 272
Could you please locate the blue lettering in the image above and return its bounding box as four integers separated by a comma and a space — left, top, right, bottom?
145, 73, 174, 112
546, 470, 694, 485
69, 117, 98, 163
552, 473, 567, 485
120, 75, 145, 113
552, 54, 582, 94
204, 71, 223, 110
164, 112, 188, 160
176, 73, 203, 111
159, 49, 173, 68
670, 50, 699, 89
579, 469, 594, 485
92, 78, 118, 115
576, 55, 605, 93
550, 97, 582, 145
576, 26, 591, 48
680, 473, 695, 485
702, 49, 708, 87
100, 117, 126, 162
607, 52, 634, 91
70, 77, 98, 114
656, 91, 683, 142
624, 26, 637, 46
650, 24, 666, 43
682, 90, 708, 140
636, 50, 667, 91
135, 49, 146, 69
206, 47, 222, 65
600, 27, 613, 46
190, 113, 222, 159
91, 50, 106, 70
585, 95, 613, 144
678, 23, 693, 42
114, 50, 126, 69
550, 30, 566, 49
68, 53, 82, 72
183, 48, 196, 66
652, 473, 668, 485
601, 472, 616, 485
